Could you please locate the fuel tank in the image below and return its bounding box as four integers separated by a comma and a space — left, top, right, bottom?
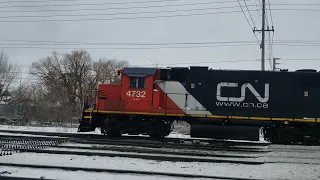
190, 124, 261, 141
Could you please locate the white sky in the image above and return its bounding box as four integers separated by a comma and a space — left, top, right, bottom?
0, 0, 319, 82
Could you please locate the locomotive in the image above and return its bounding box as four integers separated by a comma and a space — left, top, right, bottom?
78, 66, 320, 144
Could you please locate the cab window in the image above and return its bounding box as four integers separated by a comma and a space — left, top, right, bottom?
129, 76, 145, 88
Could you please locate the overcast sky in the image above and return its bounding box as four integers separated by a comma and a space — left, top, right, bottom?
0, 0, 319, 82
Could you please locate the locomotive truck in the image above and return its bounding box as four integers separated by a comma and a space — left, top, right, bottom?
78, 66, 320, 144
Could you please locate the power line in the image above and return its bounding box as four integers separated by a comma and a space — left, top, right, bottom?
0, 40, 319, 45
0, 4, 319, 16
0, 10, 253, 23
0, 38, 319, 47
0, 0, 202, 4
0, 39, 263, 45
0, 0, 81, 3
0, 43, 320, 50
2, 38, 319, 44
0, 8, 316, 23
267, 0, 274, 26
0, 6, 253, 19
0, 6, 319, 15
3, 1, 320, 8
11, 58, 320, 69
135, 58, 320, 66
11, 59, 261, 70
266, 3, 320, 6
236, 0, 260, 43
269, 40, 320, 43
243, 0, 259, 29
270, 8, 320, 12
266, 0, 274, 70
0, 44, 261, 50
0, 2, 243, 13
0, 0, 239, 9
254, 0, 262, 20
2, 3, 320, 14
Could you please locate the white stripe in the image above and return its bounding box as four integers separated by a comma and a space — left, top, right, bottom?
156, 80, 212, 115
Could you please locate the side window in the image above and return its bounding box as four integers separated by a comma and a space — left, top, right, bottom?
129, 76, 145, 88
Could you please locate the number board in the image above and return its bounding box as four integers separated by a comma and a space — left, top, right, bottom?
126, 90, 146, 98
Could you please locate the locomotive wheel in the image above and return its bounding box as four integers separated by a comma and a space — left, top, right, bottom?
147, 121, 171, 139
102, 119, 122, 137
263, 126, 320, 145
149, 133, 165, 139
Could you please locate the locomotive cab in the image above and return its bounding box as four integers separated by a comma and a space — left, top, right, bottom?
120, 67, 159, 112
78, 67, 168, 135
92, 67, 159, 112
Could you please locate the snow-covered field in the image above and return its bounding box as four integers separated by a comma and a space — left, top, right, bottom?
1, 152, 320, 180
0, 124, 94, 134
0, 125, 319, 180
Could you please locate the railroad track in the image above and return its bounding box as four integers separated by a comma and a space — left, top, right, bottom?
0, 129, 270, 161
0, 129, 271, 155
0, 129, 270, 147
16, 148, 264, 165
0, 135, 67, 157
52, 144, 261, 158
0, 163, 266, 180
0, 149, 16, 156
0, 136, 264, 165
10, 144, 319, 165
70, 139, 270, 153
0, 177, 56, 180
1, 132, 319, 179
1, 135, 318, 166
0, 132, 269, 165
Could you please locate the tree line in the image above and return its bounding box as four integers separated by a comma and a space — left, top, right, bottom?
0, 50, 128, 126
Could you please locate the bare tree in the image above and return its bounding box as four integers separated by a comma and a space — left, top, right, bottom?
30, 50, 91, 112
92, 58, 128, 84
0, 51, 19, 101
29, 49, 129, 123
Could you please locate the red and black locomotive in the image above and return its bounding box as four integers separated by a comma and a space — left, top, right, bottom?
78, 66, 320, 144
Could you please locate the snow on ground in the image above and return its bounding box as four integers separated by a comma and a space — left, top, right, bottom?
43, 144, 320, 165
0, 125, 100, 134
0, 167, 192, 180
0, 125, 320, 179
0, 152, 320, 180
60, 142, 264, 157
44, 147, 260, 162
0, 125, 183, 137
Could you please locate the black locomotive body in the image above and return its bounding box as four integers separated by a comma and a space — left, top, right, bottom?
163, 67, 320, 144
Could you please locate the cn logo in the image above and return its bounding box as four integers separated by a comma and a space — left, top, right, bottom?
216, 82, 269, 103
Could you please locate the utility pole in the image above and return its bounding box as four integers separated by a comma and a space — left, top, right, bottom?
260, 0, 266, 71
273, 58, 280, 71
253, 0, 274, 71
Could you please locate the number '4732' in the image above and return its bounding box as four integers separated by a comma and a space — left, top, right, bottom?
126, 90, 146, 98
